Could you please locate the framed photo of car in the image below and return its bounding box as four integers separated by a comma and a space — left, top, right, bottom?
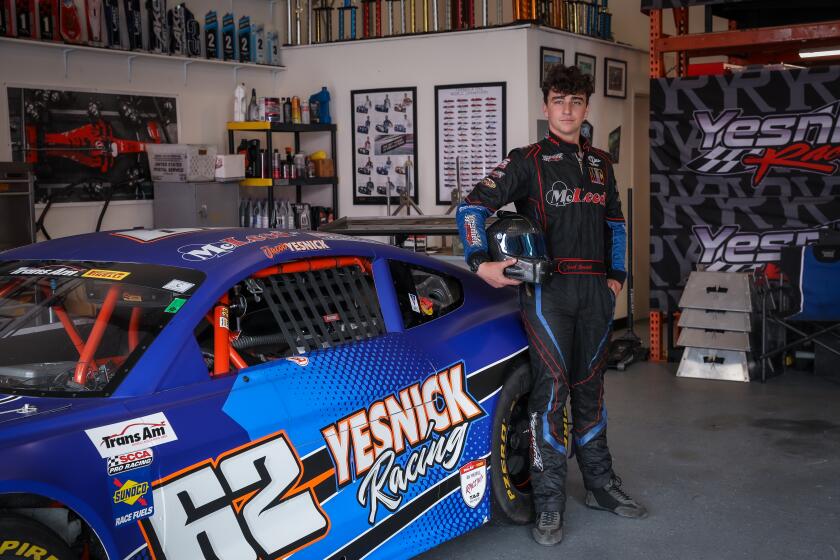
540, 47, 564, 87
575, 52, 596, 89
434, 82, 506, 206
604, 58, 627, 99
351, 87, 418, 206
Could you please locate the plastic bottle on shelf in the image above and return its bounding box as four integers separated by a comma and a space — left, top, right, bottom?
277, 201, 285, 228
286, 201, 296, 229
260, 200, 269, 228
306, 157, 316, 178
293, 153, 306, 177
251, 200, 260, 228
234, 83, 246, 122
309, 87, 331, 124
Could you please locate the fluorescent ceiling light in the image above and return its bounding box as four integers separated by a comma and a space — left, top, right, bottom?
799, 48, 840, 59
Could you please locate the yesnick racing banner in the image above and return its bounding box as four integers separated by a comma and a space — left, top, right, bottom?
649, 66, 840, 312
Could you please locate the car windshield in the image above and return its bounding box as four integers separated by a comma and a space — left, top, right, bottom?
0, 261, 204, 396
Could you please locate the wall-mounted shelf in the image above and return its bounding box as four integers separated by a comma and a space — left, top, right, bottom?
0, 36, 285, 84
240, 177, 338, 187
227, 122, 336, 132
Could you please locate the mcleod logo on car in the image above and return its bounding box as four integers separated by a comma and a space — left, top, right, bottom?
177, 231, 295, 261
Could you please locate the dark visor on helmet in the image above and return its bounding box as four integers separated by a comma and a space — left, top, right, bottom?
498, 231, 548, 259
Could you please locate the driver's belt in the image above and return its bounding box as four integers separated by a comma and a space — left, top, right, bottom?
553, 258, 606, 275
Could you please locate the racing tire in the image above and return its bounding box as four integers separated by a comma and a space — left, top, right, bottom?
0, 514, 74, 560
490, 362, 535, 525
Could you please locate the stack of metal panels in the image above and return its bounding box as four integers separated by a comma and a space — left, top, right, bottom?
676, 271, 753, 383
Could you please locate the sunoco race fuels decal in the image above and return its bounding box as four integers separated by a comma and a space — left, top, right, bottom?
321, 362, 484, 524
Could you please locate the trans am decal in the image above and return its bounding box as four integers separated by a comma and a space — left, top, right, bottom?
85, 413, 178, 458
321, 363, 483, 524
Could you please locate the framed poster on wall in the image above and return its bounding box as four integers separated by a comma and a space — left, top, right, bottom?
7, 86, 179, 201
350, 87, 418, 206
434, 82, 506, 206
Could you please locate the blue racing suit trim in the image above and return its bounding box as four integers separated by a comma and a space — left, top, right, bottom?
536, 284, 568, 454
456, 203, 492, 264
575, 408, 607, 447
606, 220, 626, 275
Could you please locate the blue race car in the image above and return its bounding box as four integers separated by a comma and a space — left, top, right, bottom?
0, 228, 535, 560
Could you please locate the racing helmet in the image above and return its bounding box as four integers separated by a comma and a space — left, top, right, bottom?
486, 211, 551, 284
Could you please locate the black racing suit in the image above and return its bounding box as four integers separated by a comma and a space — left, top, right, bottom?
456, 130, 627, 515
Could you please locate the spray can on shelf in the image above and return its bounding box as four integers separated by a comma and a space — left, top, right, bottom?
272, 149, 281, 179
301, 100, 310, 124
283, 97, 292, 123
260, 149, 270, 178
291, 96, 301, 124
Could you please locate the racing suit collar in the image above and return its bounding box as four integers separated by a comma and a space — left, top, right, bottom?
544, 129, 590, 153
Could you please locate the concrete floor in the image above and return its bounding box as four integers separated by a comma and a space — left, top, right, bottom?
419, 361, 840, 560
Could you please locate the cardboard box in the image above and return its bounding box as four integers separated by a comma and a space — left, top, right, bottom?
145, 144, 218, 182
215, 154, 245, 180
314, 158, 334, 178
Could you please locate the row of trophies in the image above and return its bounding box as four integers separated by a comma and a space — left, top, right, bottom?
291, 0, 612, 44
1, 1, 281, 65
1, 0, 612, 49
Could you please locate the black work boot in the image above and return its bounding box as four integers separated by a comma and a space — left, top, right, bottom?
531, 511, 564, 546
585, 475, 648, 519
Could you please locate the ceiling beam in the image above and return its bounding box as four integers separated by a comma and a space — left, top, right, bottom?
655, 19, 840, 57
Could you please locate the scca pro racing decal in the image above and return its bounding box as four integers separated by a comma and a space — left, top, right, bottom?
320, 362, 484, 524
688, 102, 840, 187
140, 431, 329, 560
107, 449, 154, 475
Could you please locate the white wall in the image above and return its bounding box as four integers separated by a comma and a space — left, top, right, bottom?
279, 25, 530, 216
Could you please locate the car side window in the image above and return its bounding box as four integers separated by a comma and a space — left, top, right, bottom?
196, 260, 385, 375
388, 260, 464, 329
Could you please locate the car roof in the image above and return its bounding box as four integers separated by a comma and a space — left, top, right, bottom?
0, 228, 398, 272
0, 228, 471, 295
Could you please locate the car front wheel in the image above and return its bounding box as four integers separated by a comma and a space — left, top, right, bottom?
0, 515, 74, 560
490, 362, 535, 525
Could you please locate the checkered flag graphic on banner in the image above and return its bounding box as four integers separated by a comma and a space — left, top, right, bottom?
107, 457, 121, 471
686, 146, 762, 174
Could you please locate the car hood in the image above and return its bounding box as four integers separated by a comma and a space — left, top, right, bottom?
0, 393, 91, 425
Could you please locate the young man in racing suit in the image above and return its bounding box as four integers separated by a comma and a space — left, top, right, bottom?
456, 65, 647, 546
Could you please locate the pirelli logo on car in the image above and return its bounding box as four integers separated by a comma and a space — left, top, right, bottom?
82, 269, 131, 280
